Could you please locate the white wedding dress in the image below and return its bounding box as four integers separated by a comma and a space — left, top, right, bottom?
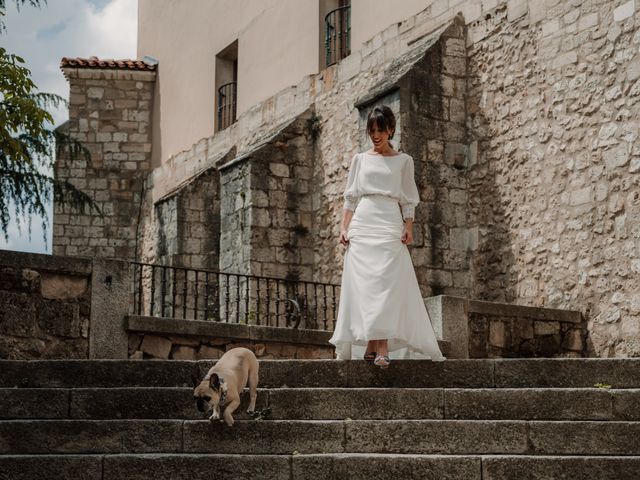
329, 151, 446, 362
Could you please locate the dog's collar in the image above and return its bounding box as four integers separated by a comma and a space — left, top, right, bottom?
219, 377, 227, 407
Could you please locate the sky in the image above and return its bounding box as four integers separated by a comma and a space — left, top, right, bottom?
0, 0, 137, 253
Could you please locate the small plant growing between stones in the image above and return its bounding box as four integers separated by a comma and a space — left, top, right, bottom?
594, 382, 612, 389
306, 113, 322, 141
250, 407, 272, 421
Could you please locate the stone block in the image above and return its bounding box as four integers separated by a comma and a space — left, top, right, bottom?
569, 187, 592, 206
450, 227, 478, 251
183, 419, 344, 454
528, 421, 640, 454
612, 390, 640, 420
444, 38, 466, 57
345, 419, 528, 453
104, 455, 289, 479
482, 456, 640, 479
296, 346, 332, 359
171, 345, 196, 360
36, 300, 81, 338
196, 345, 225, 360
507, 0, 527, 21
534, 321, 561, 336
445, 388, 612, 420
268, 388, 443, 420
140, 335, 172, 359
294, 454, 480, 479
489, 320, 506, 347
0, 388, 69, 419
551, 51, 577, 69
541, 19, 560, 37
442, 56, 466, 77
614, 0, 635, 22
0, 419, 182, 453
529, 0, 546, 24
562, 328, 583, 351
577, 12, 598, 31
40, 273, 88, 300
0, 456, 102, 480
269, 163, 289, 177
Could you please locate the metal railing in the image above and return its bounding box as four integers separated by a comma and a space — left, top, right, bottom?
130, 262, 340, 331
325, 4, 351, 67
217, 81, 237, 130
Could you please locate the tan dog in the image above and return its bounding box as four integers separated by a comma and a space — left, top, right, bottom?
192, 347, 259, 426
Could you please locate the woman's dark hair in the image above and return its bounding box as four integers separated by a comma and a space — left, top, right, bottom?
367, 105, 396, 148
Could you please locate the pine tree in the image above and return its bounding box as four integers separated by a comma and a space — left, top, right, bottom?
0, 0, 101, 246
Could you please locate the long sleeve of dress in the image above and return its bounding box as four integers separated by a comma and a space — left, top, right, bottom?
399, 155, 420, 220
343, 153, 360, 211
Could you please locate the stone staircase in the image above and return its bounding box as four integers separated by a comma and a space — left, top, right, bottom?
1, 358, 640, 479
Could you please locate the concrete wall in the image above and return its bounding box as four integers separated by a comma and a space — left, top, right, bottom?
137, 0, 432, 167
138, 0, 318, 168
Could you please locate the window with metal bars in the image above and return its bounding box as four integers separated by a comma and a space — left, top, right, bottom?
324, 0, 351, 67
215, 42, 238, 131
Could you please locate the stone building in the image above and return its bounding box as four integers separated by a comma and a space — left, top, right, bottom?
53, 0, 640, 358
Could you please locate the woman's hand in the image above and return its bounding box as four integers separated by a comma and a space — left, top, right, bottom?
401, 222, 413, 245
340, 209, 354, 247
339, 229, 350, 246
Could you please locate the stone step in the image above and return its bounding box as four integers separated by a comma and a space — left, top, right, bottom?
2, 454, 640, 480
1, 358, 639, 389
1, 419, 639, 455
2, 387, 639, 421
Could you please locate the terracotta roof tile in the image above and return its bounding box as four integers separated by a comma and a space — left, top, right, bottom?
60, 56, 156, 71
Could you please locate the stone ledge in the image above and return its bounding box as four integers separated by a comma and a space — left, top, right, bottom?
125, 315, 333, 347
0, 250, 92, 276
426, 295, 584, 359
466, 298, 582, 323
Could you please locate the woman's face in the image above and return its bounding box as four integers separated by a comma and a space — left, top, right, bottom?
368, 122, 393, 148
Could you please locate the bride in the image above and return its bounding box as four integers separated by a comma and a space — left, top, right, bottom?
328, 105, 446, 368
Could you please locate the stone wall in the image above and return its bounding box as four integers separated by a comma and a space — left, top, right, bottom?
464, 0, 640, 357
470, 312, 585, 358
0, 252, 92, 359
155, 167, 220, 270
126, 315, 335, 360
54, 66, 156, 260
244, 113, 316, 280
425, 294, 584, 358
56, 0, 640, 358
402, 17, 474, 295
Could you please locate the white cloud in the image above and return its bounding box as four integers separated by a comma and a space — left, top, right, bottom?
0, 0, 137, 254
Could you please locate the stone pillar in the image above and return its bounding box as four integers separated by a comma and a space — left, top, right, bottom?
424, 294, 469, 359
89, 258, 130, 358
54, 58, 157, 260
218, 111, 315, 280
354, 15, 474, 300
400, 15, 474, 298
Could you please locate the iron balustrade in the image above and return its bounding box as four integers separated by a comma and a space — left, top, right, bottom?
217, 81, 237, 130
130, 261, 340, 331
325, 4, 351, 67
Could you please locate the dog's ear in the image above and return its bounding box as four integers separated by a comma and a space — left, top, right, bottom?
191, 374, 200, 389
209, 373, 221, 390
